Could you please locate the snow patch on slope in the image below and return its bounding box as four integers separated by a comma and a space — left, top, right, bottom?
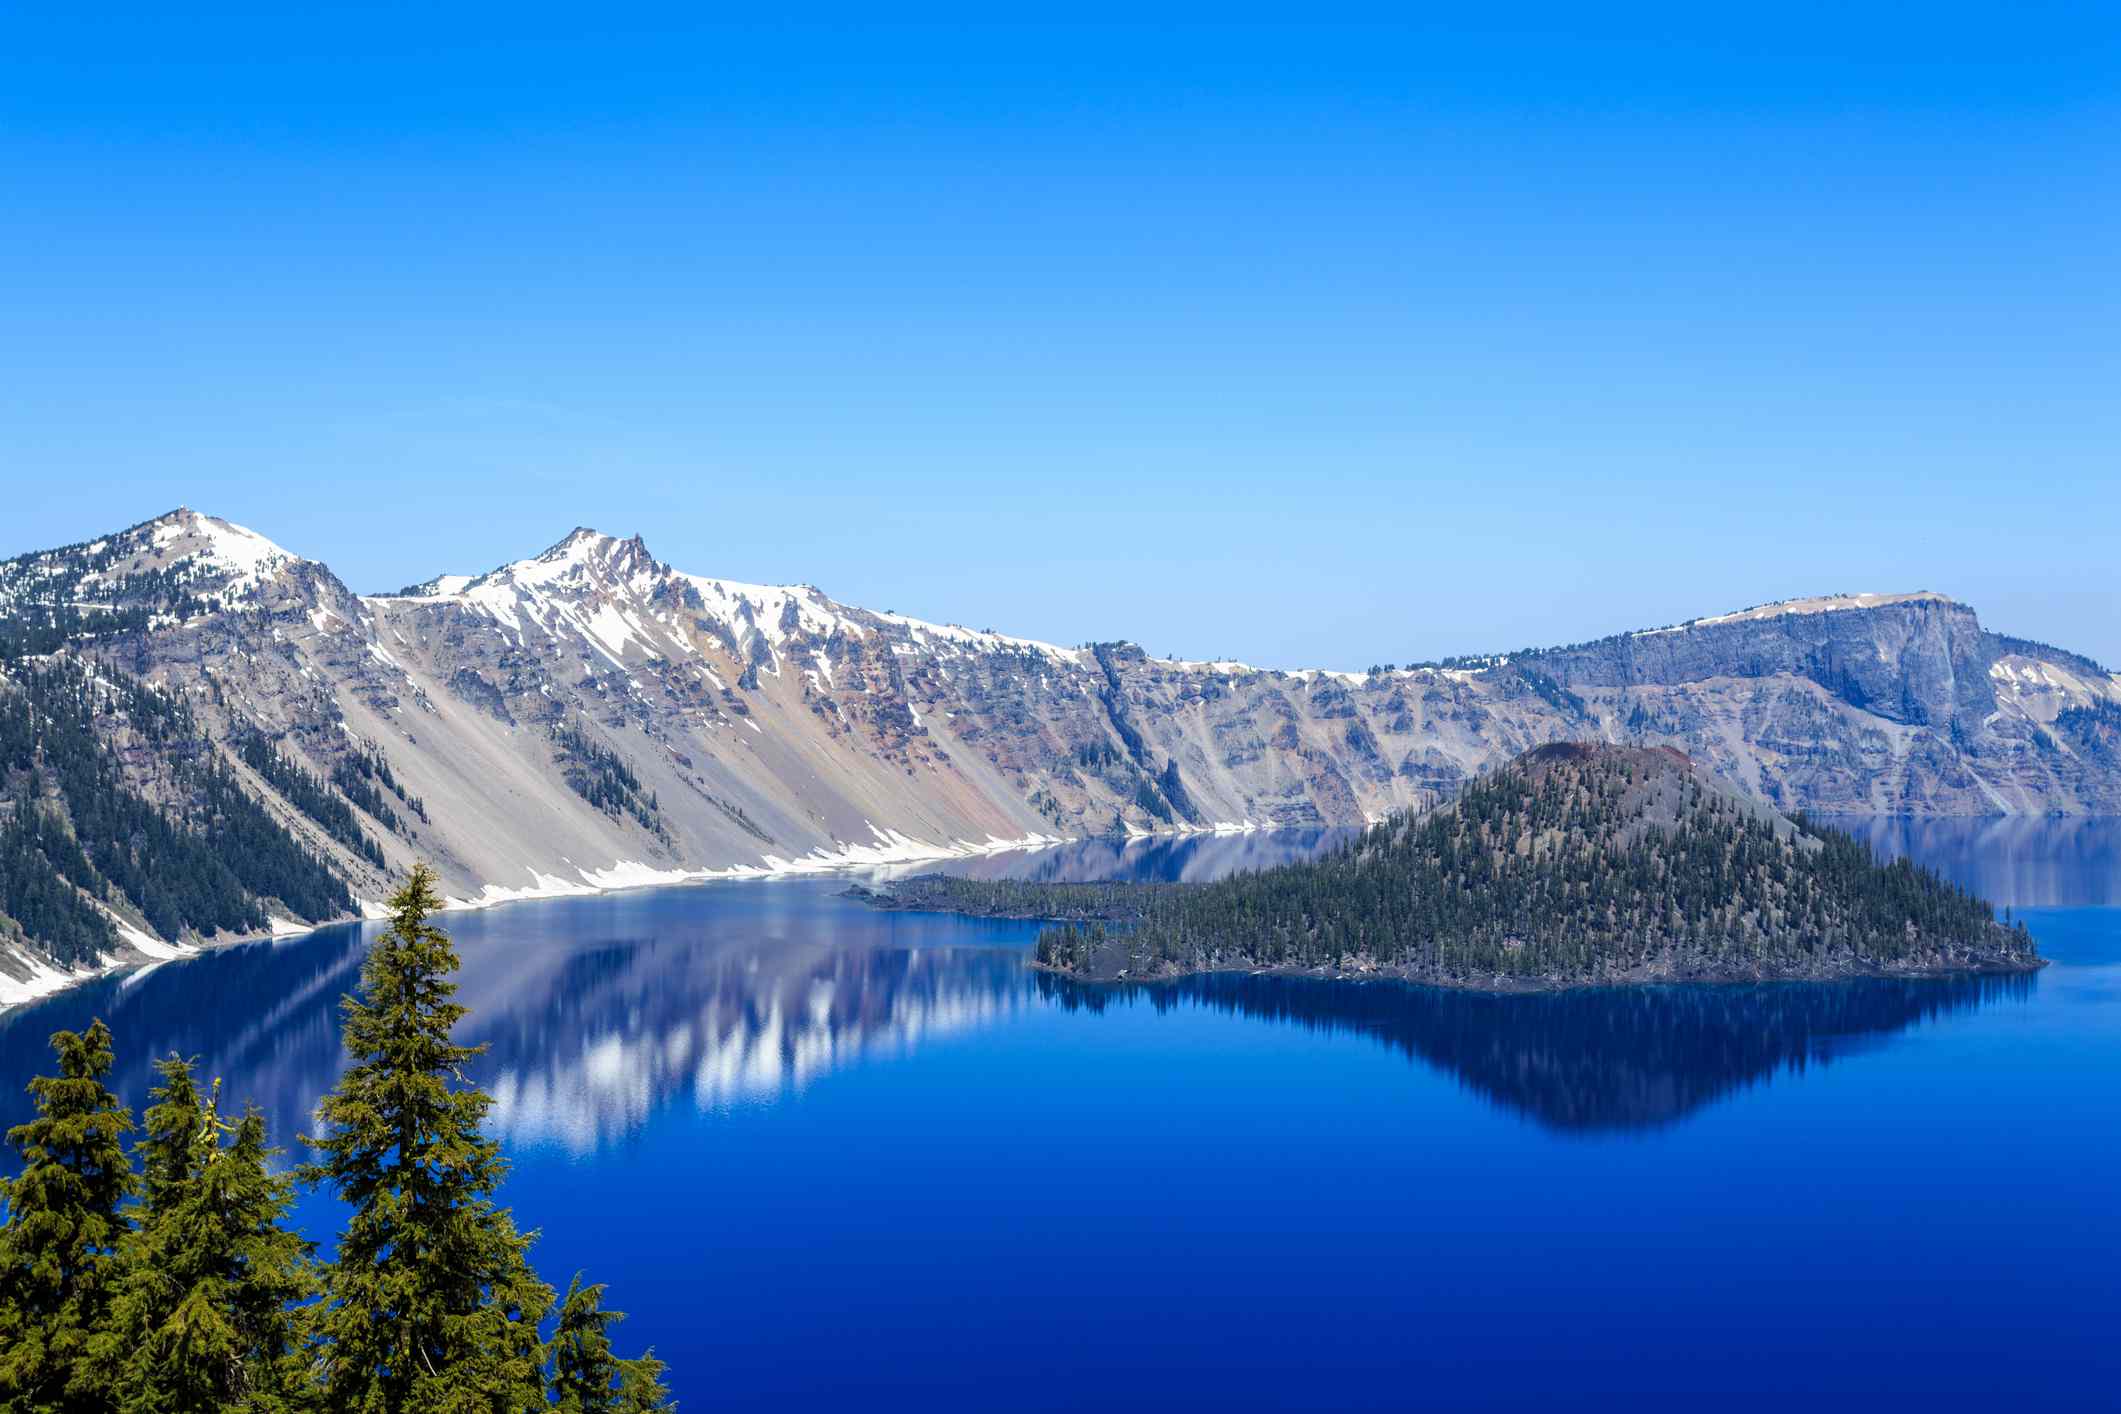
153, 511, 299, 594
380, 574, 476, 599
99, 904, 194, 961
1990, 656, 2121, 711
870, 610, 1082, 664
0, 946, 87, 1008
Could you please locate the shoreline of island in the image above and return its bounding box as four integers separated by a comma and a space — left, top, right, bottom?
847, 743, 2047, 995
1023, 952, 2047, 993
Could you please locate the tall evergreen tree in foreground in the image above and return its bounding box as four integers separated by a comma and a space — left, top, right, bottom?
0, 866, 675, 1409
0, 1019, 134, 1413
301, 863, 555, 1412
93, 1056, 318, 1413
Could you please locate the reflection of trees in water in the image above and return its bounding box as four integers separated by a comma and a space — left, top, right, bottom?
1039, 971, 2034, 1133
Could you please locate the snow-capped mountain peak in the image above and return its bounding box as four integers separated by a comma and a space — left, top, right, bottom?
467, 527, 657, 595
146, 508, 303, 595
0, 508, 310, 623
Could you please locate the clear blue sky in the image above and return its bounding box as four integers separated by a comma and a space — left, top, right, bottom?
4, 8, 2116, 668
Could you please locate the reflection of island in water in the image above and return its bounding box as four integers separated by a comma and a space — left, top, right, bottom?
1037, 970, 2034, 1133
0, 849, 2046, 1152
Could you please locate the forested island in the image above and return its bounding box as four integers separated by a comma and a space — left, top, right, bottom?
862, 744, 2042, 991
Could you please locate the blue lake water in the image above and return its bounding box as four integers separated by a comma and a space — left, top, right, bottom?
3, 821, 2118, 1410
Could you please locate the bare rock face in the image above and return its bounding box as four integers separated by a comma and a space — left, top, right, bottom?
2, 510, 2118, 991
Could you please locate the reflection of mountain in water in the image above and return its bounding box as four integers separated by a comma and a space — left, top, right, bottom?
0, 825, 2057, 1155
1815, 814, 2121, 909
473, 941, 1029, 1152
0, 903, 1035, 1159
1038, 971, 2033, 1133
962, 815, 2121, 903
914, 828, 1355, 885
0, 926, 373, 1155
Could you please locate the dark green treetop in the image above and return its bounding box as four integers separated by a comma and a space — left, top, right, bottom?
133, 1053, 206, 1227
550, 1274, 676, 1413
0, 1018, 136, 1412
94, 1057, 319, 1413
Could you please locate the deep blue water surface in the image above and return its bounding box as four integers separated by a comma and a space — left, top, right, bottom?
3, 823, 2118, 1410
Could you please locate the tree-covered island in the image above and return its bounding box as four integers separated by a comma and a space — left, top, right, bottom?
862, 744, 2042, 991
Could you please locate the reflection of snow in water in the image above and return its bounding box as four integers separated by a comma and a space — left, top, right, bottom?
475, 832, 1359, 1154
486, 948, 1033, 1154
898, 827, 1352, 886
17, 820, 2074, 1170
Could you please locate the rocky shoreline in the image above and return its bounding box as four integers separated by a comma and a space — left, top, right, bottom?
1027, 950, 2049, 994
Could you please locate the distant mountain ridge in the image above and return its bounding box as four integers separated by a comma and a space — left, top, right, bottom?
1, 507, 2116, 1001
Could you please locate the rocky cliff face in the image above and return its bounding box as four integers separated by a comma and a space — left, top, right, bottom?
2, 509, 2116, 996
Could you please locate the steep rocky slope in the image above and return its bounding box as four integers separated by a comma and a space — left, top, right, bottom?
1, 508, 2114, 1000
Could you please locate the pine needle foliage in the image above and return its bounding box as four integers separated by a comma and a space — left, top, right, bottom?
550, 1275, 672, 1413
0, 869, 678, 1410
94, 1061, 318, 1413
133, 1053, 206, 1226
0, 1019, 135, 1412
300, 863, 553, 1412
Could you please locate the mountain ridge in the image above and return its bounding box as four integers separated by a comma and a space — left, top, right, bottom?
2, 507, 2116, 1004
